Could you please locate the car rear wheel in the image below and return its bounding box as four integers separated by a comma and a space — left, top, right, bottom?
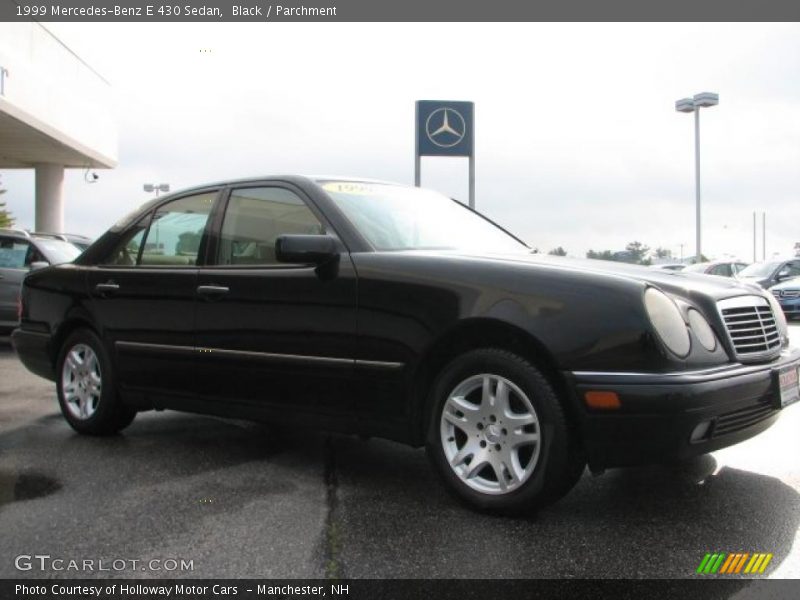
427, 348, 584, 514
56, 329, 136, 435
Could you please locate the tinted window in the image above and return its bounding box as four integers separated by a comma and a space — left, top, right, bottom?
102, 217, 150, 266
785, 262, 800, 277
139, 193, 215, 266
217, 187, 324, 266
0, 237, 29, 269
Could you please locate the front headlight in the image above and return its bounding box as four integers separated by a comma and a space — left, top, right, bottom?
687, 308, 717, 352
644, 288, 691, 357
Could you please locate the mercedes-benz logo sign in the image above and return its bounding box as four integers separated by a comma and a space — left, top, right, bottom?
425, 107, 466, 148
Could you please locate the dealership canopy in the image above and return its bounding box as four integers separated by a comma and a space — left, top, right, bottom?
0, 22, 117, 232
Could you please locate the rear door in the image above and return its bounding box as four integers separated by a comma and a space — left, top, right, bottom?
86, 191, 218, 403
194, 184, 358, 422
0, 235, 29, 329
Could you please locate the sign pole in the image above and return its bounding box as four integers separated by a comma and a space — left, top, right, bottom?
414, 102, 421, 187
468, 154, 475, 209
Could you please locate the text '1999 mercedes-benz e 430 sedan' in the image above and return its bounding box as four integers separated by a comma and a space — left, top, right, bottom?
12, 177, 800, 513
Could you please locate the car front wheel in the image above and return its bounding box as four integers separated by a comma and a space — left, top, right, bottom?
56, 329, 136, 435
427, 348, 584, 514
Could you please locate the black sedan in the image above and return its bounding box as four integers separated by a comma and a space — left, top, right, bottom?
11, 177, 800, 513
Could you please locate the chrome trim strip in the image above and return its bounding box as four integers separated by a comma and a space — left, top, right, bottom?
717, 295, 769, 310
570, 350, 800, 384
115, 341, 404, 370
116, 341, 194, 356
355, 359, 405, 370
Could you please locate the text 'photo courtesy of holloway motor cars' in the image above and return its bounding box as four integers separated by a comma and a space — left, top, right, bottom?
11, 177, 800, 514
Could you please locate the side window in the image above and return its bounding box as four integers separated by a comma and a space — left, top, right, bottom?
712, 264, 732, 277
139, 193, 216, 266
25, 244, 46, 266
103, 217, 149, 266
0, 237, 30, 269
217, 187, 324, 266
787, 262, 800, 277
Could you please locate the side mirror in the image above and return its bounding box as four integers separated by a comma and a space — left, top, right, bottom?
29, 261, 49, 271
275, 235, 338, 265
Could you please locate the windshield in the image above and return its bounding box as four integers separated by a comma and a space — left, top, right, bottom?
34, 239, 82, 264
738, 261, 780, 278
684, 263, 709, 273
320, 181, 527, 253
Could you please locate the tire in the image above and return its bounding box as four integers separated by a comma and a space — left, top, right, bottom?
426, 348, 585, 514
56, 328, 136, 435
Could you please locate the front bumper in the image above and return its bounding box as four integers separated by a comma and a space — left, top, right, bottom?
566, 347, 800, 470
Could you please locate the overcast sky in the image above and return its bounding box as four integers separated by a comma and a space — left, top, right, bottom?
2, 22, 799, 261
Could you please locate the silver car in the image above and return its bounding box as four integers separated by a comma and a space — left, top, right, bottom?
0, 229, 82, 333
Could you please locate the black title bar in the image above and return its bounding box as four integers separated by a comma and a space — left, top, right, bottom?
2, 0, 800, 22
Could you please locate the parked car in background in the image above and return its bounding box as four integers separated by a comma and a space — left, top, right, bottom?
32, 232, 93, 252
650, 263, 686, 272
10, 177, 800, 514
738, 259, 800, 289
684, 261, 749, 278
0, 229, 82, 334
771, 277, 800, 320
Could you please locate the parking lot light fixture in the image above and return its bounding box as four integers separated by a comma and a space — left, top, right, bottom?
143, 183, 170, 197
675, 92, 719, 263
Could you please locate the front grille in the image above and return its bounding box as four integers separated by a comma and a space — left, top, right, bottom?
718, 296, 781, 358
711, 399, 776, 439
783, 290, 800, 299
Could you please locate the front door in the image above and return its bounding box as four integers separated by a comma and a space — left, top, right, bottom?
195, 184, 358, 424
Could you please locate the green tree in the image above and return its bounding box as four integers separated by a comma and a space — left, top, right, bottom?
548, 247, 567, 256
0, 201, 14, 229
654, 247, 672, 259
0, 176, 14, 228
586, 249, 616, 261
625, 241, 651, 265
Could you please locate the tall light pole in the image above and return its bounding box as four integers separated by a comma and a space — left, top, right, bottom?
675, 92, 719, 263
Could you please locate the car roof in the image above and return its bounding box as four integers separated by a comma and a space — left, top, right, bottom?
164, 175, 404, 197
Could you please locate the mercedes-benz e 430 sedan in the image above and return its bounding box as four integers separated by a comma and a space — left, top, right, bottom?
12, 177, 800, 513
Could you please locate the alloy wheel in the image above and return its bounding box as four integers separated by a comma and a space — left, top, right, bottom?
61, 343, 102, 420
440, 373, 541, 495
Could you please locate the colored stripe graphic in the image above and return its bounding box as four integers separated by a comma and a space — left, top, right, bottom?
699, 552, 773, 575
719, 554, 736, 574
696, 554, 712, 574
734, 553, 749, 574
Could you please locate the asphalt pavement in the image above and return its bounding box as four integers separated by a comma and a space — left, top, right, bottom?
1, 328, 799, 579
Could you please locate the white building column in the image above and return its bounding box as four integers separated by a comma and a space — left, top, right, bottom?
34, 163, 64, 232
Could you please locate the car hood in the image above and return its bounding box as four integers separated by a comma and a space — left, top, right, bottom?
412, 251, 766, 301
771, 277, 800, 291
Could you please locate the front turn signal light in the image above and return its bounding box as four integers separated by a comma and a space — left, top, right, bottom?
584, 391, 621, 410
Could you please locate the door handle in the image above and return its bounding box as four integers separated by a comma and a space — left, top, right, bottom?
94, 282, 120, 296
197, 285, 230, 298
